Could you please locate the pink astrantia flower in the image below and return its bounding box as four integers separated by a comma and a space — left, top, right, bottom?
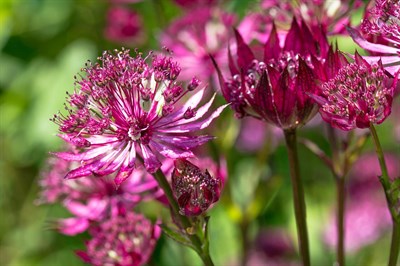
171, 158, 224, 216
160, 7, 236, 82
104, 7, 144, 45
348, 0, 400, 74
311, 52, 397, 130
38, 155, 165, 235
52, 49, 227, 186
76, 211, 160, 266
214, 19, 328, 130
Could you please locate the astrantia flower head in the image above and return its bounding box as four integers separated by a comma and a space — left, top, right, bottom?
52, 48, 226, 186
171, 158, 223, 216
214, 19, 328, 130
311, 52, 397, 130
76, 211, 160, 266
361, 0, 400, 46
348, 0, 400, 74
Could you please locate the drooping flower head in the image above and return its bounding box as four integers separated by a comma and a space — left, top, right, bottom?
76, 211, 161, 266
214, 19, 328, 130
161, 7, 236, 82
171, 158, 224, 216
311, 52, 397, 130
52, 49, 226, 186
37, 155, 165, 235
104, 7, 144, 45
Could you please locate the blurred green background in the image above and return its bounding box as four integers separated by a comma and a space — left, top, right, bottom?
0, 0, 399, 265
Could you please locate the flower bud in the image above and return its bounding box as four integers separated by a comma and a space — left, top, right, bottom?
172, 159, 221, 216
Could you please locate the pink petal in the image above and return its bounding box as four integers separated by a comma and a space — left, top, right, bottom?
157, 104, 229, 133
58, 217, 89, 236
149, 140, 194, 158
64, 198, 108, 220
347, 27, 400, 54
234, 28, 255, 70
140, 144, 161, 173
164, 93, 217, 128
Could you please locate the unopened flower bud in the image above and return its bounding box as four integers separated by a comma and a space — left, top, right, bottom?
172, 159, 221, 216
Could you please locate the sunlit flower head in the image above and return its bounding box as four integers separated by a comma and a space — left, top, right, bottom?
214, 19, 328, 130
52, 49, 227, 186
76, 211, 160, 266
311, 52, 397, 130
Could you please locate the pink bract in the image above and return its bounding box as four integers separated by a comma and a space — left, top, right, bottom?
52, 49, 227, 186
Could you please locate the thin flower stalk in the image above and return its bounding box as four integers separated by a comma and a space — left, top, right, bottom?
284, 128, 310, 266
369, 123, 400, 266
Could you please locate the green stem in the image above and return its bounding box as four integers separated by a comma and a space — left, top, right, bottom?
336, 176, 345, 266
389, 222, 400, 266
284, 129, 311, 266
369, 124, 399, 266
153, 170, 214, 266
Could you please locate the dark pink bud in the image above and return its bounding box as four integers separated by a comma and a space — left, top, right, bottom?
183, 107, 196, 119
70, 136, 91, 148
172, 159, 222, 216
187, 77, 200, 91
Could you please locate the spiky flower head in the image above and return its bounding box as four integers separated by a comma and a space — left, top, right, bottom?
52, 48, 226, 186
76, 211, 160, 266
311, 52, 397, 130
214, 19, 328, 130
171, 158, 223, 216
